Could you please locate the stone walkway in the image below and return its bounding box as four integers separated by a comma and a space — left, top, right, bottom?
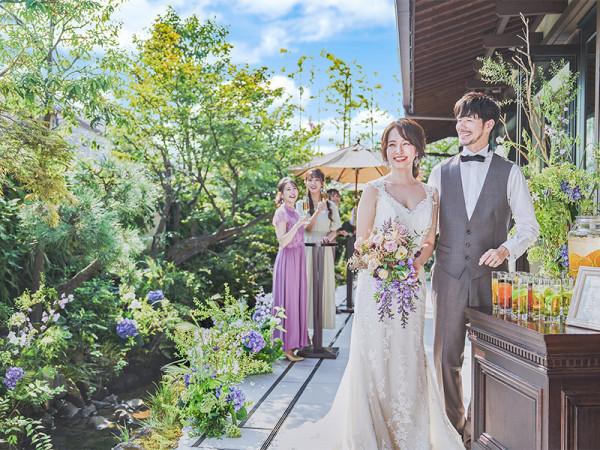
177, 283, 472, 449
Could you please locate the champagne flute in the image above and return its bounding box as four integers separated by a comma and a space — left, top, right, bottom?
321, 187, 327, 203
302, 197, 310, 213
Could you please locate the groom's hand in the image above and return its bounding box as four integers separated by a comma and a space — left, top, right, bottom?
479, 245, 509, 267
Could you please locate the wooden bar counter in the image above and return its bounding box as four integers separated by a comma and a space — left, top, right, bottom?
466, 308, 600, 450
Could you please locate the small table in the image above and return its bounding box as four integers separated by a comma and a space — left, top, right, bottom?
297, 242, 339, 359
466, 308, 600, 449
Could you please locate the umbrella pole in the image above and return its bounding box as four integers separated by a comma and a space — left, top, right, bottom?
342, 168, 359, 314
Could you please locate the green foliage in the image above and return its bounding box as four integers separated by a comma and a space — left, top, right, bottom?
0, 397, 52, 450
0, 197, 28, 302
137, 258, 208, 307
479, 16, 600, 275
18, 157, 156, 291
0, 0, 125, 126
113, 8, 317, 267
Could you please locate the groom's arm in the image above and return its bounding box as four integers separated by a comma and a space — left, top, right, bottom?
479, 165, 539, 267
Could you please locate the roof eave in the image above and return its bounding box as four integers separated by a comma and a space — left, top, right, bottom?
395, 0, 413, 115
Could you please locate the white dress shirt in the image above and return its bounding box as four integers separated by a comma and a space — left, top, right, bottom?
428, 145, 539, 261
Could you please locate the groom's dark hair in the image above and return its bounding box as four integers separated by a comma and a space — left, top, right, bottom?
454, 92, 500, 130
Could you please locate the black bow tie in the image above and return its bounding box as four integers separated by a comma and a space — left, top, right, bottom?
460, 154, 486, 163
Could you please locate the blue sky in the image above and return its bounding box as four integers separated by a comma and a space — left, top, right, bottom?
115, 0, 401, 153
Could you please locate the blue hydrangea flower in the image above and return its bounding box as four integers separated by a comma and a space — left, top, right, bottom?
146, 290, 164, 304
4, 366, 25, 390
227, 384, 246, 411
242, 330, 265, 353
116, 318, 139, 339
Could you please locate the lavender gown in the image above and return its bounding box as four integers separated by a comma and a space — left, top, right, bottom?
272, 205, 308, 351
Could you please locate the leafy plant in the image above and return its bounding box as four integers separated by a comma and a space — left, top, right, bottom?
479, 15, 600, 275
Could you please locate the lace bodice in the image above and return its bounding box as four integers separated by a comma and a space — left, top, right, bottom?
369, 178, 437, 250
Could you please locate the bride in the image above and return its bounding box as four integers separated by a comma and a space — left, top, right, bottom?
278, 119, 463, 449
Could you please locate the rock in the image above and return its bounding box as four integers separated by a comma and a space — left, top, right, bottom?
92, 386, 110, 400
80, 404, 96, 418
125, 399, 144, 411
58, 401, 80, 419
41, 414, 54, 429
49, 374, 67, 399
132, 427, 152, 439
89, 415, 111, 431
114, 408, 134, 425
103, 394, 119, 405
91, 400, 112, 409
64, 380, 85, 408
112, 443, 144, 450
75, 381, 91, 399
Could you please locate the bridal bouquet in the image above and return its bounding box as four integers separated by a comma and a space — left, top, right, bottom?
348, 218, 421, 327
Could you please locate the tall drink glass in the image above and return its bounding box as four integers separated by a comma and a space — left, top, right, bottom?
531, 276, 547, 322
497, 272, 512, 315
543, 279, 562, 322
512, 273, 529, 321
561, 277, 574, 322
491, 271, 502, 315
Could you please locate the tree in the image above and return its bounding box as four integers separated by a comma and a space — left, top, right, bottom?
114, 9, 316, 266
321, 51, 366, 147
18, 157, 157, 296
0, 0, 126, 292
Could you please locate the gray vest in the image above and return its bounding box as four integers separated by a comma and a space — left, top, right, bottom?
436, 153, 512, 279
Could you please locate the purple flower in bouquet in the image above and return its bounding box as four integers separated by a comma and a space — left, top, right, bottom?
560, 180, 571, 196
242, 330, 265, 353
116, 318, 139, 339
570, 185, 582, 201
347, 218, 421, 327
4, 366, 25, 390
146, 290, 164, 304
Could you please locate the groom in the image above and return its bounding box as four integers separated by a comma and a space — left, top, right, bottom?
428, 92, 539, 448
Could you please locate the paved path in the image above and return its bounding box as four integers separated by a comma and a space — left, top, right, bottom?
177, 283, 472, 449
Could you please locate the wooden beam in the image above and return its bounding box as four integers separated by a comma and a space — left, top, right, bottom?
484, 16, 510, 58
465, 78, 508, 90
482, 32, 543, 48
495, 1, 567, 17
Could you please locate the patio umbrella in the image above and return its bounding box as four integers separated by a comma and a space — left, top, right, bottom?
288, 141, 389, 207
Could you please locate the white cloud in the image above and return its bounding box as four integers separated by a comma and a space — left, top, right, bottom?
110, 0, 394, 63
230, 26, 290, 64
269, 75, 312, 109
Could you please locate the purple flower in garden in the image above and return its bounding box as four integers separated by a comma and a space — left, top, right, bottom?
570, 185, 582, 201
560, 180, 571, 195
4, 367, 25, 390
227, 384, 246, 411
116, 318, 138, 339
184, 367, 197, 388
559, 244, 569, 269
242, 330, 265, 354
146, 290, 164, 304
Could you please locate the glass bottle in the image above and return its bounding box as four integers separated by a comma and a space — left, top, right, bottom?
567, 216, 600, 278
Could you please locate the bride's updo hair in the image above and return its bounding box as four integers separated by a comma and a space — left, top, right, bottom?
381, 119, 427, 178
276, 177, 299, 206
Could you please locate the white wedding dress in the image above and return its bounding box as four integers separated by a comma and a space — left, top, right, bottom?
278, 179, 463, 450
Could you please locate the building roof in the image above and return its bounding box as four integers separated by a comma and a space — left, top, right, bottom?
395, 0, 595, 143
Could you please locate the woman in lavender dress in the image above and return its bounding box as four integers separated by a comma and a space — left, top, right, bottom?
272, 177, 310, 362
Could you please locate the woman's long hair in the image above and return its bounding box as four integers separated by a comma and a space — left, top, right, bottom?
276, 177, 299, 206
306, 168, 333, 222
